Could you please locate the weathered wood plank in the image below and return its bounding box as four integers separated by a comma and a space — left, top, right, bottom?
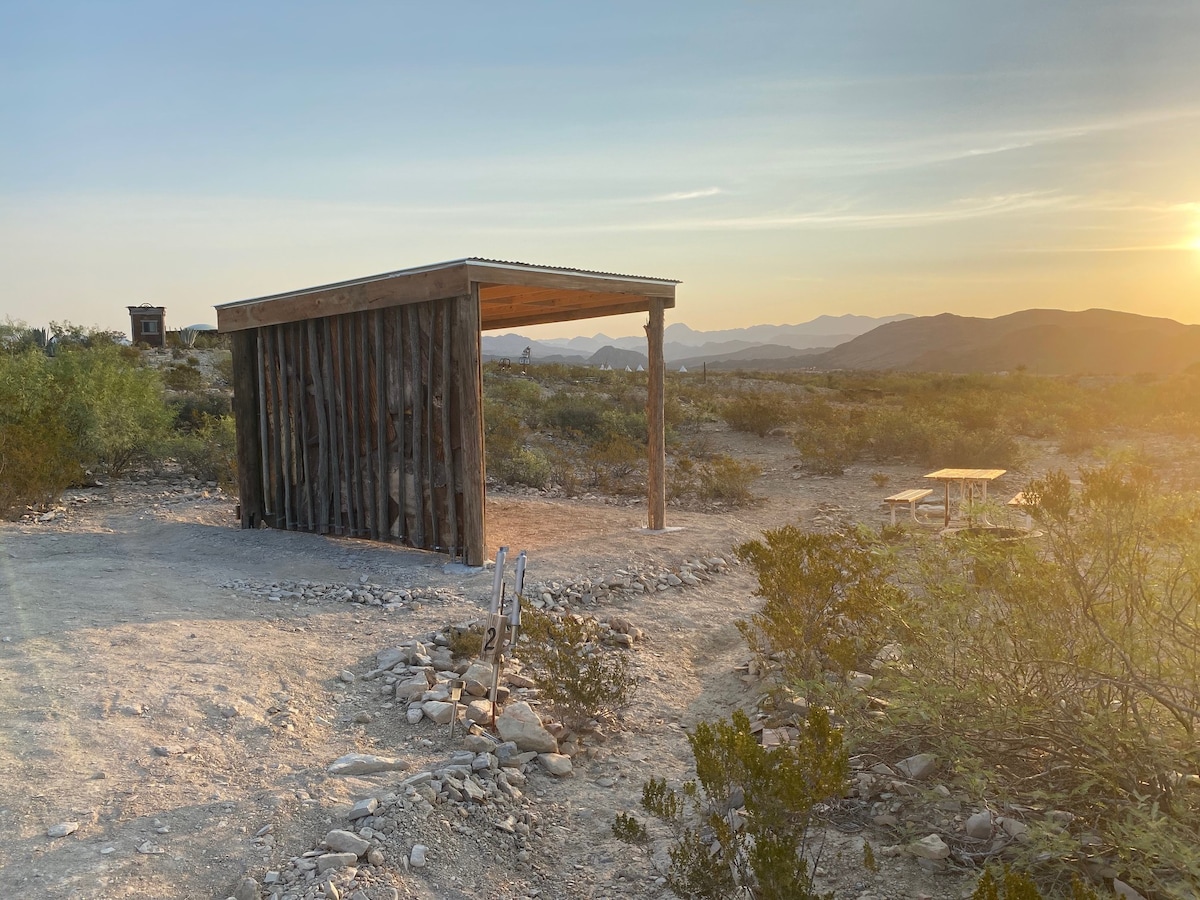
405, 304, 425, 548
374, 309, 389, 540
454, 289, 486, 566
307, 320, 330, 533
275, 326, 294, 530
256, 330, 273, 520
217, 264, 472, 332
230, 330, 263, 528
439, 304, 458, 558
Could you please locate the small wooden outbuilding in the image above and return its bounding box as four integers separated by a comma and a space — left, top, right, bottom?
215, 258, 678, 566
129, 304, 166, 348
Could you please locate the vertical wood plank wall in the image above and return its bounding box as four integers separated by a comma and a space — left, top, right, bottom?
230, 296, 484, 564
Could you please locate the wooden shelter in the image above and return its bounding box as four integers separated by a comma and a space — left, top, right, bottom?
215, 258, 678, 566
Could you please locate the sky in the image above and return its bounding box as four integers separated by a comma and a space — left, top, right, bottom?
2, 1, 1198, 340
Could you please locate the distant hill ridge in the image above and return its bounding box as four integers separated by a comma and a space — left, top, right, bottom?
813, 308, 1200, 375
481, 313, 912, 367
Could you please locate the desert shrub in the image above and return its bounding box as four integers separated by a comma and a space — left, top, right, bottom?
887, 464, 1200, 897
736, 526, 906, 681
162, 363, 205, 392
492, 446, 552, 489
721, 392, 789, 436
970, 867, 1100, 900
170, 393, 232, 431
171, 415, 237, 486
53, 345, 173, 477
212, 352, 234, 386
631, 707, 847, 900
696, 453, 760, 504
584, 435, 643, 493
516, 610, 636, 730
447, 624, 484, 660
485, 373, 543, 426
0, 350, 78, 514
793, 418, 866, 474
541, 392, 609, 439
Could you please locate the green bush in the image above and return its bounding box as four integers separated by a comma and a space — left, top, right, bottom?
888, 464, 1200, 897
0, 350, 78, 515
696, 453, 760, 504
736, 526, 905, 681
633, 708, 848, 900
54, 345, 172, 477
162, 363, 205, 392
721, 393, 789, 436
517, 610, 636, 731
971, 867, 1100, 900
793, 420, 865, 474
171, 415, 237, 486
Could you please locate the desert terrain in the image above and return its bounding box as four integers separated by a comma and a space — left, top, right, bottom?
0, 425, 1064, 900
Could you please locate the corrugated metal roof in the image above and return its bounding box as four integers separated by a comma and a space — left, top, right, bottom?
467, 257, 680, 284
216, 257, 679, 310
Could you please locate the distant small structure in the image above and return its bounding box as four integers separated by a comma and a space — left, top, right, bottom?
128, 304, 166, 348
679, 365, 687, 373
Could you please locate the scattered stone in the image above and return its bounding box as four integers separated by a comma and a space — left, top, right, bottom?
328, 753, 411, 776
422, 700, 456, 725
347, 798, 378, 822
410, 844, 428, 868
317, 851, 360, 872
907, 833, 950, 860
895, 753, 938, 780
537, 753, 573, 776
964, 810, 993, 840
325, 829, 370, 856
496, 701, 558, 753
46, 822, 78, 838
233, 876, 258, 900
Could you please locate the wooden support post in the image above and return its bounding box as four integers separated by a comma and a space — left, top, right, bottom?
645, 298, 666, 531
230, 330, 264, 528
455, 289, 486, 566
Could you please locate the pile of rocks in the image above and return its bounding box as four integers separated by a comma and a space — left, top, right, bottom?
233, 720, 567, 899
221, 577, 459, 611
364, 617, 639, 755
523, 555, 730, 613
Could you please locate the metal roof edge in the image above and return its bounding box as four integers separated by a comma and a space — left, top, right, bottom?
216, 258, 680, 310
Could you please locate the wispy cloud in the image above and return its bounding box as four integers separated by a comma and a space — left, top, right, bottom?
645, 187, 723, 203
582, 191, 1068, 234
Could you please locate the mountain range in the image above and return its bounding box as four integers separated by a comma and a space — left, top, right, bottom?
482, 308, 1200, 376
481, 314, 913, 367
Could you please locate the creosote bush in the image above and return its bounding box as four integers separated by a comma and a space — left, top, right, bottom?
736, 526, 905, 681
721, 392, 789, 436
516, 609, 636, 731
970, 867, 1099, 900
885, 463, 1200, 897
628, 708, 848, 900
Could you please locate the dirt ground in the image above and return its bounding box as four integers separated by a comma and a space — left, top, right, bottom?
0, 429, 1058, 900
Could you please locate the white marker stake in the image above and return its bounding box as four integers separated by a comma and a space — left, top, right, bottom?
510, 551, 526, 647
490, 546, 508, 617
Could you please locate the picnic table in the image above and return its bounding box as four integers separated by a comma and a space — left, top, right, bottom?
923, 468, 1006, 528
883, 488, 934, 525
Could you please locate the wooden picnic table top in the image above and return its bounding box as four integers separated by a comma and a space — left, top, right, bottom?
885, 488, 934, 503
924, 468, 1006, 482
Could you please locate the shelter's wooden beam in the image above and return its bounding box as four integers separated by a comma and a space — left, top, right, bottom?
476, 285, 564, 304
646, 299, 666, 530
469, 267, 676, 299
482, 297, 674, 331
218, 265, 472, 332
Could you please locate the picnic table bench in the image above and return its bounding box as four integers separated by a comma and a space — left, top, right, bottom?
884, 488, 934, 525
